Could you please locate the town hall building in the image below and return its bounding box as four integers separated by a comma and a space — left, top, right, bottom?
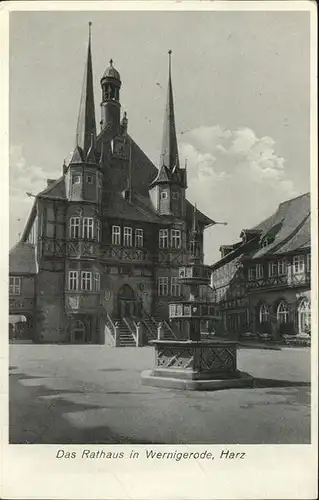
9, 26, 214, 345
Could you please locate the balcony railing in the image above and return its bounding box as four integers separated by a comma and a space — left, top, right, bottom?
67, 241, 99, 258
42, 238, 66, 256
157, 250, 188, 266
169, 302, 220, 319
245, 271, 310, 291
99, 245, 152, 264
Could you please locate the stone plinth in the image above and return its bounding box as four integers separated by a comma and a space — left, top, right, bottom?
141, 340, 254, 391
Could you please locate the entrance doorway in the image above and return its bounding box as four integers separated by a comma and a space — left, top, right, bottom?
9, 315, 33, 341
298, 298, 311, 334
72, 319, 86, 343
117, 284, 139, 318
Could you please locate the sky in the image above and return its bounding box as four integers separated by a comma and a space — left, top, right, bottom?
9, 10, 310, 263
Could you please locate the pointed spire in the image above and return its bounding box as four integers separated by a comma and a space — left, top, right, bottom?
63, 158, 68, 175
86, 133, 96, 162
75, 22, 96, 158
70, 135, 83, 164
160, 50, 180, 172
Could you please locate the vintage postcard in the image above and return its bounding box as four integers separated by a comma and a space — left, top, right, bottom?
0, 1, 317, 499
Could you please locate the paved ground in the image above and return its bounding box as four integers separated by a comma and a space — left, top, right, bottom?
9, 345, 311, 444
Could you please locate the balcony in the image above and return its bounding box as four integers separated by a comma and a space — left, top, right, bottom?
179, 265, 211, 285
169, 302, 220, 320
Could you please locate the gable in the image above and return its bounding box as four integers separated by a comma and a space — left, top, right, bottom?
38, 177, 66, 199
9, 242, 37, 275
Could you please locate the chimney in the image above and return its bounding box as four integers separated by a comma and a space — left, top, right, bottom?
46, 179, 56, 188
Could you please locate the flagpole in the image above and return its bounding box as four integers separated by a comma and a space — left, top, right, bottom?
206, 221, 228, 229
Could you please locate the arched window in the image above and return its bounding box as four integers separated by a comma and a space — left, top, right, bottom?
277, 301, 289, 324
298, 298, 311, 334
259, 303, 269, 323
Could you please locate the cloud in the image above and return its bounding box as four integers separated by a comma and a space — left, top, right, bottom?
9, 127, 305, 264
179, 126, 302, 263
9, 145, 56, 247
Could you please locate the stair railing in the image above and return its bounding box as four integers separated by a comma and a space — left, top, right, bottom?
163, 319, 178, 339
123, 317, 137, 343
106, 313, 116, 337
141, 311, 157, 339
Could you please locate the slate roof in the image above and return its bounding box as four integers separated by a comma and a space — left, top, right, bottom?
102, 60, 121, 81
9, 242, 37, 275
102, 192, 164, 224
28, 133, 213, 229
98, 133, 214, 226
149, 165, 171, 186
75, 31, 96, 158
38, 177, 66, 198
273, 213, 310, 254
251, 192, 310, 258
210, 192, 310, 268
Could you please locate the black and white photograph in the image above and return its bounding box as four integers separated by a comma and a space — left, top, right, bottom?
1, 2, 317, 499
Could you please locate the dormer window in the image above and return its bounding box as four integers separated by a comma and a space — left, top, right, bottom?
72, 175, 81, 184
161, 191, 168, 199
262, 238, 269, 247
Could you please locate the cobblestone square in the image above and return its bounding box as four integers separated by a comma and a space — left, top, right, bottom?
9, 345, 311, 444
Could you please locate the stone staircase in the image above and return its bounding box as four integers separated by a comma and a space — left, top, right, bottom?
154, 316, 176, 340
104, 312, 176, 347
116, 318, 136, 347
142, 314, 176, 341
141, 315, 157, 340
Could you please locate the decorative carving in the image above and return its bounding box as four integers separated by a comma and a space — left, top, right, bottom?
67, 296, 79, 310
99, 245, 150, 263
67, 241, 80, 255
199, 347, 236, 372
157, 347, 194, 369
9, 298, 34, 311
158, 251, 183, 265
155, 343, 237, 373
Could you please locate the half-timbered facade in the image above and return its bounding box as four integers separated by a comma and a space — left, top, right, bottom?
210, 193, 311, 339
9, 28, 213, 344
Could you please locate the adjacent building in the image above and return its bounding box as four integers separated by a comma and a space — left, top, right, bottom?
9, 28, 214, 344
210, 193, 311, 338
